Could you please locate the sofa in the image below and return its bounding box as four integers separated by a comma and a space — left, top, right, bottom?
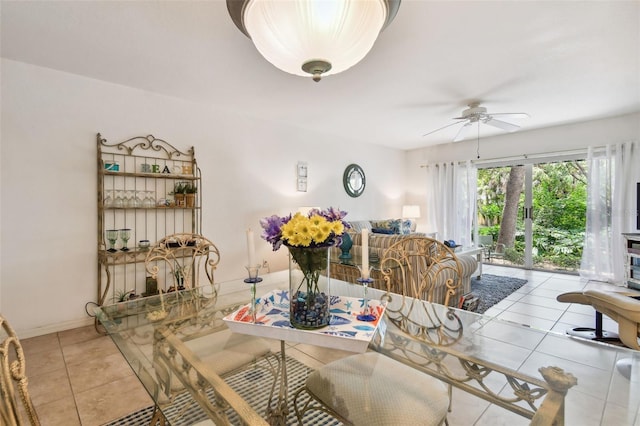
332, 231, 478, 307
347, 219, 425, 235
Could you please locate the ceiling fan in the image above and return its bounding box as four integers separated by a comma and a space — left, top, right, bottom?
422, 102, 530, 142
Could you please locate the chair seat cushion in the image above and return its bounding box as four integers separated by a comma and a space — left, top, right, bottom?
186, 329, 271, 376
306, 352, 449, 425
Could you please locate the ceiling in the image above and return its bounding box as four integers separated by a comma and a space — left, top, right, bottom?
2, 1, 639, 150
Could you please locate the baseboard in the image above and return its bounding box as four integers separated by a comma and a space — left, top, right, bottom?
18, 316, 95, 339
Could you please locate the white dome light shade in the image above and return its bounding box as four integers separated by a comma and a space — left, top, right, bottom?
235, 0, 393, 80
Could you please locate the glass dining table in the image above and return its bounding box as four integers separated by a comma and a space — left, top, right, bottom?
95, 270, 640, 425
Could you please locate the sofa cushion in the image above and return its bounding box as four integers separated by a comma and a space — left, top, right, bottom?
347, 220, 372, 233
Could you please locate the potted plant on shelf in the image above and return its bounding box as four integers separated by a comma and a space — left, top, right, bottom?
169, 261, 186, 291
184, 182, 197, 208
173, 182, 186, 207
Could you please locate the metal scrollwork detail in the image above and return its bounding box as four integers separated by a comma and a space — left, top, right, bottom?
98, 133, 194, 159
145, 233, 220, 295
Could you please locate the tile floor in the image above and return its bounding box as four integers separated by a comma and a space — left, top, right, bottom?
21, 265, 616, 425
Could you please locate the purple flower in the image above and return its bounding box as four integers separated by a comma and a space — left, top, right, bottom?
321, 207, 351, 230
307, 208, 321, 217
259, 214, 288, 251
321, 207, 347, 222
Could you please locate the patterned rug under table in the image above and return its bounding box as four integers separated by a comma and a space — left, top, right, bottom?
104, 354, 341, 426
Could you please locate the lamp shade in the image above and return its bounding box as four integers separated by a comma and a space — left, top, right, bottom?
228, 0, 400, 81
402, 205, 421, 218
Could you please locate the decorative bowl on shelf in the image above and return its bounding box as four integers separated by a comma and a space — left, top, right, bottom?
138, 240, 150, 250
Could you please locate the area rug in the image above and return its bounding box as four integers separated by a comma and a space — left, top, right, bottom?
103, 355, 339, 426
469, 274, 527, 314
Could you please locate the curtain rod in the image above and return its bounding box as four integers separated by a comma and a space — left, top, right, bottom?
419, 146, 609, 168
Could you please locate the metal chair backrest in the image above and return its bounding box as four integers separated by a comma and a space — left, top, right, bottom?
0, 315, 40, 426
145, 233, 221, 294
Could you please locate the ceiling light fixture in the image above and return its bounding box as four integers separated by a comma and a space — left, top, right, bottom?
227, 0, 401, 82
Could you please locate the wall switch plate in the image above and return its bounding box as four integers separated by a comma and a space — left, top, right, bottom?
297, 177, 307, 192
297, 161, 308, 177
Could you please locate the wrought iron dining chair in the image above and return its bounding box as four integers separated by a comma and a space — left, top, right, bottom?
144, 234, 277, 423
0, 315, 41, 426
145, 233, 221, 294
293, 237, 456, 425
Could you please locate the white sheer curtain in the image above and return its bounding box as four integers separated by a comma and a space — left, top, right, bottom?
581, 141, 640, 283
424, 161, 477, 246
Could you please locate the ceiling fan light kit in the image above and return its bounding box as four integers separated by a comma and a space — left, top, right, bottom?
227, 0, 401, 82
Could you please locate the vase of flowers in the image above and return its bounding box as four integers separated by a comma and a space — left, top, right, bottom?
288, 245, 331, 328
260, 207, 349, 329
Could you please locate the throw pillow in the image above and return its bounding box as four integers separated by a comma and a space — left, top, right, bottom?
401, 219, 413, 234
347, 221, 372, 233
370, 220, 389, 230
388, 219, 402, 234
371, 228, 394, 234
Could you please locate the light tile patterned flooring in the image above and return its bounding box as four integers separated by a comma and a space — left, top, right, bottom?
22, 265, 616, 425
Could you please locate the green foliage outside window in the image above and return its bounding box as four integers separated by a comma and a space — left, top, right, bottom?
477, 161, 587, 271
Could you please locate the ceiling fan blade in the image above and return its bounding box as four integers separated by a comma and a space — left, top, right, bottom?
422, 120, 466, 137
490, 112, 530, 119
453, 122, 472, 142
484, 118, 520, 132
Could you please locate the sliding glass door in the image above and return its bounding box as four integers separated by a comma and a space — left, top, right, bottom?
477, 159, 587, 273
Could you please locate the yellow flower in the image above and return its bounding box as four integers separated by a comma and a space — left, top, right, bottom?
313, 223, 331, 242
288, 234, 309, 247
309, 214, 327, 227
271, 208, 347, 248
294, 219, 312, 238
281, 222, 296, 241
332, 221, 345, 235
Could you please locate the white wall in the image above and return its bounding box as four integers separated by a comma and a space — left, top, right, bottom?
0, 59, 407, 337
404, 113, 640, 233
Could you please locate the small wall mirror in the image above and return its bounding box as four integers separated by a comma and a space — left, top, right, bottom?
343, 164, 366, 198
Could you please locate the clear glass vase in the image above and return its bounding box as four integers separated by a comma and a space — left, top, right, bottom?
288, 246, 331, 329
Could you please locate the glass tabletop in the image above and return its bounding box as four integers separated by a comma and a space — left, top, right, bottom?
329, 250, 384, 268
373, 292, 640, 425
95, 270, 640, 425
95, 275, 285, 425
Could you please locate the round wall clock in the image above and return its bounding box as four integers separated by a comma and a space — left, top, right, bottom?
343, 164, 366, 198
